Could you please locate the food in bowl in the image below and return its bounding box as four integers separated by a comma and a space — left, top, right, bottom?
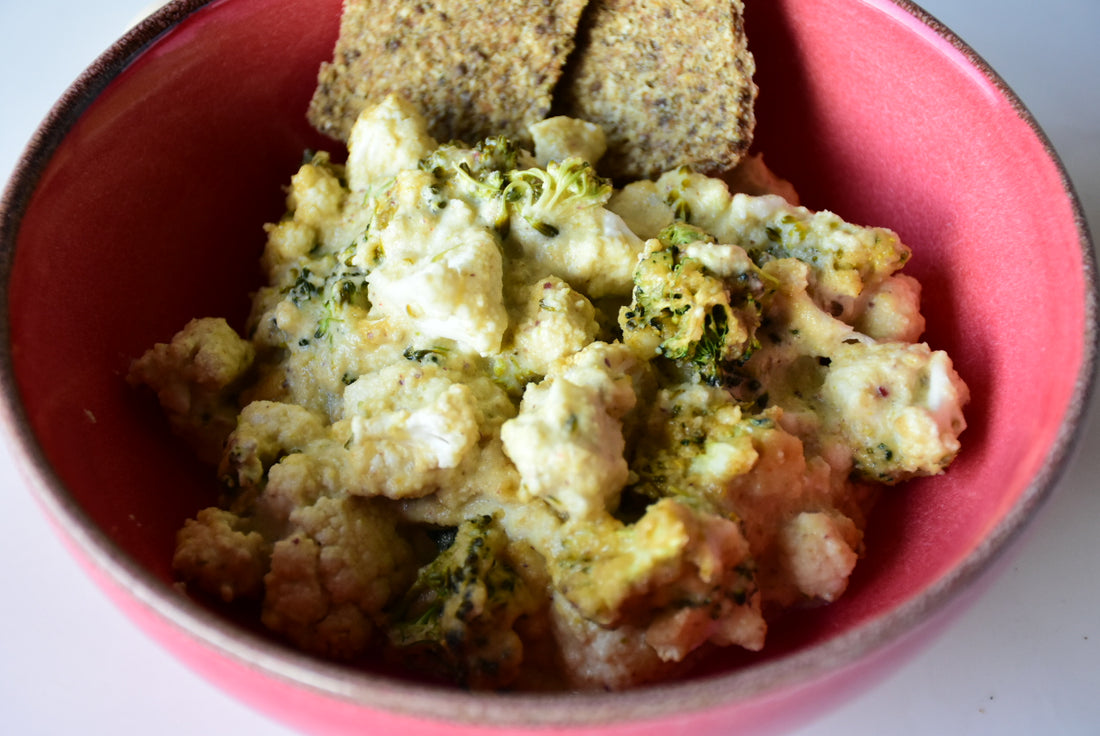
128, 81, 968, 688
10, 0, 1092, 730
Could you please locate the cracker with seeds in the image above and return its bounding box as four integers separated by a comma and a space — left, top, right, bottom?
308, 0, 590, 147
556, 0, 757, 181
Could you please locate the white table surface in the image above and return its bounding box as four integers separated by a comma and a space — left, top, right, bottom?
1, 1, 1098, 734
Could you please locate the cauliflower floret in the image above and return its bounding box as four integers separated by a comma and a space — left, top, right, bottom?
609, 153, 800, 238
506, 276, 600, 378
549, 594, 671, 691
504, 158, 644, 298
261, 219, 318, 283
219, 400, 327, 489
261, 496, 420, 660
717, 415, 828, 558
258, 451, 338, 528
388, 515, 544, 689
735, 255, 968, 482
501, 377, 627, 520
335, 362, 484, 499
820, 340, 969, 482
223, 364, 492, 510
260, 152, 354, 284
735, 258, 859, 428
250, 278, 396, 420
247, 227, 381, 419
779, 511, 861, 603
723, 152, 801, 205
286, 152, 347, 234
697, 192, 908, 318
529, 116, 607, 168
365, 170, 508, 356
173, 507, 269, 603
345, 93, 437, 193
128, 317, 254, 464
400, 436, 528, 529
606, 179, 676, 241
554, 341, 640, 418
550, 498, 765, 664
853, 273, 925, 343
500, 343, 638, 520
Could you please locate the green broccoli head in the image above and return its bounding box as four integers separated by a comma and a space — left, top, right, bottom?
657, 221, 715, 247
627, 383, 772, 511
502, 157, 613, 238
618, 230, 767, 386
416, 136, 523, 226
387, 515, 541, 689
417, 142, 615, 243
419, 135, 520, 186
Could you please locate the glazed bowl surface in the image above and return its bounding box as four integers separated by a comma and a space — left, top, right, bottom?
0, 0, 1093, 734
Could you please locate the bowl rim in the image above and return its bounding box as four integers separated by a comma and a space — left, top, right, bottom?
0, 0, 1096, 728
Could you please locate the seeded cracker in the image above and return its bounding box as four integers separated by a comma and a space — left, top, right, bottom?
557, 0, 757, 181
308, 0, 590, 147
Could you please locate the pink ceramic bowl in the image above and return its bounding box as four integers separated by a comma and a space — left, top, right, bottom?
0, 0, 1094, 734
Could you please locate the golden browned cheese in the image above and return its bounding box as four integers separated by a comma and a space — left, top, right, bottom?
555, 0, 757, 181
308, 0, 590, 146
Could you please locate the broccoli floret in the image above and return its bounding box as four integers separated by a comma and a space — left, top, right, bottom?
618, 235, 767, 385
419, 135, 522, 203
628, 383, 765, 510
414, 135, 529, 240
421, 135, 522, 179
657, 220, 717, 247
388, 515, 542, 689
502, 157, 613, 237
417, 139, 616, 250
501, 157, 641, 298
748, 207, 909, 308
272, 259, 371, 351
280, 257, 370, 312
675, 171, 910, 313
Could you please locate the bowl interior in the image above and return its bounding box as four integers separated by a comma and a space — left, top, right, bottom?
2, 0, 1092, 727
